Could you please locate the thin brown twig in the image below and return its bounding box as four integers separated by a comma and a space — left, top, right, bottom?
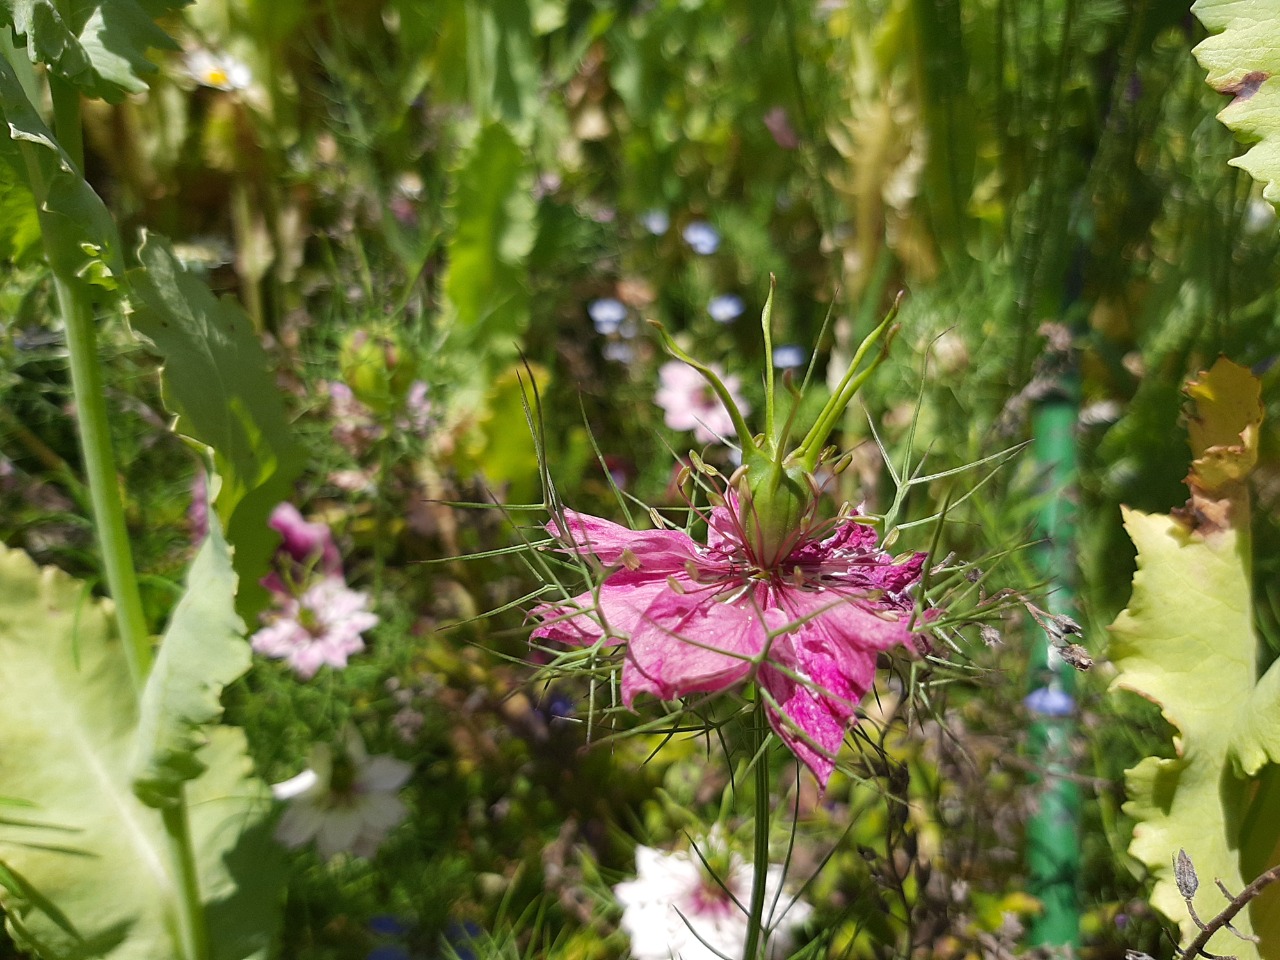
1180, 863, 1280, 959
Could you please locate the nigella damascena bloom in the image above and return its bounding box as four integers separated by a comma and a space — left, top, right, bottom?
252, 576, 379, 679
530, 495, 929, 786
614, 832, 812, 960
655, 361, 749, 445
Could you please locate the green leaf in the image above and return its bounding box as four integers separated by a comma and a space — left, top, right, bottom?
131, 515, 251, 808
464, 0, 540, 132
1109, 508, 1261, 955
442, 122, 536, 376
0, 544, 281, 958
1193, 0, 1280, 203
1, 0, 188, 102
126, 233, 304, 621
0, 51, 123, 285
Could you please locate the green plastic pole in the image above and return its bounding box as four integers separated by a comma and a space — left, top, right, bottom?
1026, 380, 1082, 951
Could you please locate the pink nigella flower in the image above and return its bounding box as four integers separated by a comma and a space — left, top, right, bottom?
263, 502, 343, 598
530, 496, 928, 787
655, 360, 750, 445
252, 576, 379, 679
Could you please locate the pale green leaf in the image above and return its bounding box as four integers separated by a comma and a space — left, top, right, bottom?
131, 514, 251, 808
126, 233, 304, 620
1109, 508, 1262, 954
442, 121, 535, 377
1, 0, 188, 103
0, 544, 281, 958
1193, 0, 1280, 203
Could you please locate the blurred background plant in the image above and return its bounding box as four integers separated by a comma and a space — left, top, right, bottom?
3, 0, 1280, 956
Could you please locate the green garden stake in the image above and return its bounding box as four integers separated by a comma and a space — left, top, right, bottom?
1026, 378, 1082, 951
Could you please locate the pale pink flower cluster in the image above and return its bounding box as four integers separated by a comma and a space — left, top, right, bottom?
654, 361, 750, 445
326, 379, 433, 457
614, 834, 812, 960
251, 503, 379, 679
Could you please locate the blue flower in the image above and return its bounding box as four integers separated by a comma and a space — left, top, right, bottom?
682, 221, 720, 255
707, 294, 745, 324
640, 209, 670, 236
369, 915, 413, 937
366, 947, 410, 960
1024, 686, 1075, 717
587, 298, 627, 335
772, 344, 807, 370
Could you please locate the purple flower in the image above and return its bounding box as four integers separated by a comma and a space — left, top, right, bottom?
252, 576, 379, 679
641, 209, 670, 236
654, 361, 749, 445
772, 344, 807, 370
530, 497, 929, 787
682, 221, 720, 255
588, 297, 628, 335
707, 294, 745, 324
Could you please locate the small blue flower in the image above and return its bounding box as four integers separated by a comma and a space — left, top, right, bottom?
682, 220, 720, 255
587, 298, 627, 335
707, 294, 745, 324
603, 341, 635, 364
640, 209, 670, 236
1024, 686, 1075, 717
772, 344, 807, 370
369, 915, 413, 937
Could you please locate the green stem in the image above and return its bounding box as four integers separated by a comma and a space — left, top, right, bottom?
743, 696, 771, 960
32, 69, 153, 691
163, 803, 209, 960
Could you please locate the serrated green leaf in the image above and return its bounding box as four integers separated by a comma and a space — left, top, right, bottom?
1193, 0, 1280, 203
442, 122, 536, 376
0, 51, 123, 286
126, 233, 304, 621
1109, 508, 1263, 955
0, 544, 281, 958
131, 514, 251, 808
1, 0, 188, 103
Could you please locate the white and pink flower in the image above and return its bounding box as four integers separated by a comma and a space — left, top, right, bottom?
655, 361, 750, 445
251, 576, 379, 679
614, 833, 811, 960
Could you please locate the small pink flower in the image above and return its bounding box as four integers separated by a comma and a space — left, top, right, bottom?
530, 497, 929, 787
252, 576, 379, 679
655, 361, 750, 445
263, 502, 343, 598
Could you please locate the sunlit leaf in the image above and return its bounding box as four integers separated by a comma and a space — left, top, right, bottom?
0, 544, 281, 958
1193, 0, 1280, 203
0, 52, 123, 286
131, 515, 251, 807
0, 0, 188, 103
1107, 360, 1278, 955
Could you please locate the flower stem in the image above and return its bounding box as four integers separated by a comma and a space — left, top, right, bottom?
744, 695, 772, 960
0, 40, 153, 691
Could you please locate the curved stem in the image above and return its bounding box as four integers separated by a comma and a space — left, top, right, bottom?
743, 696, 771, 960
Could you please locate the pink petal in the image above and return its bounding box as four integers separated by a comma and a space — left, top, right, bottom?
552, 510, 700, 571
623, 589, 766, 705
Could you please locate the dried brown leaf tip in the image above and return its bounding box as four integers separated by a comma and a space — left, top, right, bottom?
1173, 357, 1262, 535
